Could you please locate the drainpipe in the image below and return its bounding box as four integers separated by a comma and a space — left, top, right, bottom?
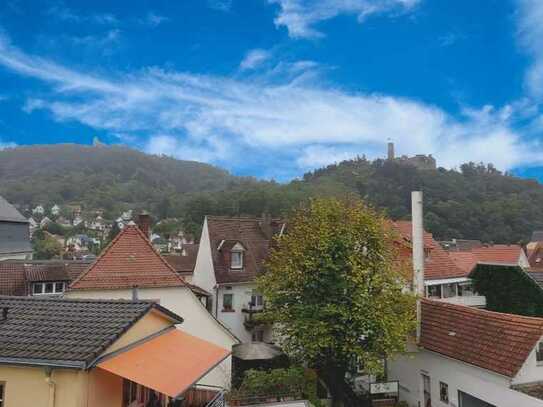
45, 367, 56, 407
411, 191, 425, 344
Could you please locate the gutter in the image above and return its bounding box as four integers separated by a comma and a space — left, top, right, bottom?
0, 357, 85, 369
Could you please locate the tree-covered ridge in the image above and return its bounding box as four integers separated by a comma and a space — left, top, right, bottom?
2, 144, 543, 243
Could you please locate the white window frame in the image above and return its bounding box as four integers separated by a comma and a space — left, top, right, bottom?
223, 293, 234, 311
440, 381, 449, 404
250, 293, 264, 309
32, 282, 65, 296
231, 251, 244, 270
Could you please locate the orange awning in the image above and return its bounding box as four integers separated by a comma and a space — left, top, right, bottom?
98, 329, 231, 398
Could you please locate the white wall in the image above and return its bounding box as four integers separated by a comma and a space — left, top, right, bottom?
0, 252, 32, 261
192, 217, 217, 295
66, 286, 238, 389
513, 335, 543, 386
217, 284, 272, 344
388, 346, 543, 407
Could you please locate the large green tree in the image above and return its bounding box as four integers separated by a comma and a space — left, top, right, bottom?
258, 198, 415, 406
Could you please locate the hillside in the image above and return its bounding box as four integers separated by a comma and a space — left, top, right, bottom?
0, 144, 247, 219
1, 144, 543, 243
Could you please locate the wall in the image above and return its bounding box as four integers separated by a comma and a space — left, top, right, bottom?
0, 364, 122, 407
192, 217, 217, 295
66, 285, 237, 388
513, 335, 543, 386
388, 347, 543, 407
217, 284, 272, 344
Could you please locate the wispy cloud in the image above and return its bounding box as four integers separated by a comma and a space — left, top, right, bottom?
268, 0, 420, 39
0, 31, 537, 179
138, 12, 170, 27
516, 0, 543, 99
47, 4, 118, 25
207, 0, 233, 12
240, 49, 272, 71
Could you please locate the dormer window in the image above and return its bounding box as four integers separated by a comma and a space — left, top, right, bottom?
230, 242, 245, 270
231, 251, 243, 269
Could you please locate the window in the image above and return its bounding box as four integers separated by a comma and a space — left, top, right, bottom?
458, 282, 474, 297
442, 283, 457, 298
231, 251, 243, 269
537, 342, 543, 364
250, 293, 264, 308
223, 294, 234, 311
32, 282, 65, 295
252, 330, 264, 342
440, 382, 449, 404
427, 285, 442, 299
0, 382, 4, 407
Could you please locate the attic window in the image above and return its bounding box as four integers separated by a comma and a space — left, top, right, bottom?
231, 251, 243, 269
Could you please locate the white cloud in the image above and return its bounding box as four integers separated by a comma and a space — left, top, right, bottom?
0, 139, 16, 149
0, 32, 537, 178
516, 0, 543, 99
269, 0, 420, 39
208, 0, 233, 12
139, 12, 170, 27
48, 4, 118, 25
240, 49, 272, 71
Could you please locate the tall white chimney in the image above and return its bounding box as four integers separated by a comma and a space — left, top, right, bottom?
411, 191, 425, 343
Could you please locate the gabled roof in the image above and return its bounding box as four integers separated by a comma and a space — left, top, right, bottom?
0, 296, 182, 368
420, 299, 543, 378
70, 225, 186, 290
392, 221, 466, 280
206, 216, 284, 284
0, 195, 28, 223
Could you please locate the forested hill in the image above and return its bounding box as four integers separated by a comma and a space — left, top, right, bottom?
0, 144, 246, 218
1, 144, 542, 243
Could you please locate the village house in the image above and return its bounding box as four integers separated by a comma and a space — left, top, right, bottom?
31, 204, 44, 216
388, 299, 543, 407
65, 218, 239, 388
0, 296, 230, 407
50, 203, 60, 216
164, 243, 200, 282
0, 259, 92, 296
0, 195, 32, 260
192, 215, 286, 344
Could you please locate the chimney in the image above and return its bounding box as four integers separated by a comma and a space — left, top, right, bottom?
387, 142, 395, 160
0, 307, 8, 321
411, 191, 425, 343
260, 212, 273, 240
136, 211, 152, 238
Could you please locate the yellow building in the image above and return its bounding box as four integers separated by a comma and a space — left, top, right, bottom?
0, 296, 230, 407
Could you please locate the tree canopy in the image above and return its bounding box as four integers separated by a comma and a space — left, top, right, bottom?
258, 198, 416, 405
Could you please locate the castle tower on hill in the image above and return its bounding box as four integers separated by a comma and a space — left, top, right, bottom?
386, 142, 436, 170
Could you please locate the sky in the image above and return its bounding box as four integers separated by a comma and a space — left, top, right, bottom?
1, 0, 543, 181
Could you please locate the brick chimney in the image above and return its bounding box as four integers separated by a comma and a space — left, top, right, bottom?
136, 211, 152, 238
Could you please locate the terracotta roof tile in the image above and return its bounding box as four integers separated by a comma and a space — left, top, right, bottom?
206, 216, 284, 284
471, 245, 522, 264
448, 251, 477, 275
392, 221, 466, 280
421, 299, 543, 378
69, 226, 186, 290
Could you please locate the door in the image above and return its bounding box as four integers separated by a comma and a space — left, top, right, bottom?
422, 374, 431, 407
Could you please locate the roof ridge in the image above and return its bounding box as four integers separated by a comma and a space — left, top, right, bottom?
0, 295, 156, 304
422, 298, 543, 325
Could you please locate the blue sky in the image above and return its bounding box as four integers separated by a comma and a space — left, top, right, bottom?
0, 0, 543, 181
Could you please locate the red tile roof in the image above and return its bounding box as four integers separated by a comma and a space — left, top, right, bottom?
70, 225, 186, 290
392, 221, 466, 280
207, 216, 284, 284
471, 245, 522, 264
421, 299, 543, 378
163, 244, 199, 274
448, 251, 477, 275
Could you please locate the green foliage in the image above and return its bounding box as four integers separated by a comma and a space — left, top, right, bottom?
230, 367, 320, 406
471, 264, 543, 316
3, 145, 543, 244
43, 222, 68, 236
258, 198, 416, 402
32, 230, 63, 260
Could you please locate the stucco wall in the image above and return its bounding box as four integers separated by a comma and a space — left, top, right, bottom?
513, 335, 543, 386
192, 217, 217, 294
66, 285, 237, 388
216, 284, 272, 344
0, 365, 121, 407
388, 347, 543, 407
